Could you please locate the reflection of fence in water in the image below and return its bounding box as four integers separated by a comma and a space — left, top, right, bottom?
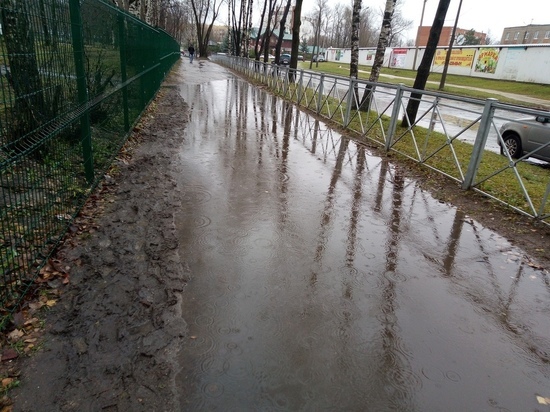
262, 99, 550, 367
0, 0, 180, 310
217, 55, 550, 225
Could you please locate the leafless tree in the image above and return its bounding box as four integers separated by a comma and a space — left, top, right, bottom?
307, 0, 328, 69
402, 0, 451, 126
349, 0, 361, 80
358, 7, 377, 47
350, 0, 361, 108
228, 0, 255, 56
329, 3, 349, 48
388, 6, 413, 46
273, 0, 291, 63
359, 0, 397, 110
190, 0, 224, 57
288, 0, 304, 81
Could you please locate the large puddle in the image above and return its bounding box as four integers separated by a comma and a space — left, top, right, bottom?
173, 61, 550, 411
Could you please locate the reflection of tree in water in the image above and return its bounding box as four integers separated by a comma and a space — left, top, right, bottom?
377, 166, 418, 408
306, 131, 418, 407
311, 137, 349, 285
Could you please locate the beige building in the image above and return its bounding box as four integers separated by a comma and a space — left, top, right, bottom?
500, 24, 550, 44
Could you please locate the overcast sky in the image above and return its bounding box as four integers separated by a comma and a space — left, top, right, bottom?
302, 0, 550, 42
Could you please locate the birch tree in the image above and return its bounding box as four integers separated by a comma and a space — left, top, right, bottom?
349, 0, 361, 107
359, 0, 396, 111
349, 0, 361, 80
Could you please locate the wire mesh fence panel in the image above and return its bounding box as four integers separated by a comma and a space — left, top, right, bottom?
0, 0, 180, 311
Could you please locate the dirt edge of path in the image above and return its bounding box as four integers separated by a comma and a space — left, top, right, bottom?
8, 80, 191, 412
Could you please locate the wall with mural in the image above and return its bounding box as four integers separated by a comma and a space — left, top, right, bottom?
325, 45, 550, 85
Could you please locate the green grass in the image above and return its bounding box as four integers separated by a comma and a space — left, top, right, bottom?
298, 62, 550, 107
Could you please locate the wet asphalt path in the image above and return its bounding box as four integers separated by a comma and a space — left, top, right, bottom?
172, 59, 550, 411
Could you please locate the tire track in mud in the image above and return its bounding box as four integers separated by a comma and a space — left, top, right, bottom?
14, 81, 191, 412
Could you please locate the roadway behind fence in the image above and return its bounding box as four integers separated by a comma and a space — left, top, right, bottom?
0, 0, 180, 312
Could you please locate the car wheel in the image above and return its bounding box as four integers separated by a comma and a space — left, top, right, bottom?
502, 133, 522, 159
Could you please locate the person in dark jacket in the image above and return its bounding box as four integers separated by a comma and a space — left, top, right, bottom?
188, 45, 195, 63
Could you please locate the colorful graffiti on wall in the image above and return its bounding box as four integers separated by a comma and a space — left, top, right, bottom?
475, 48, 500, 74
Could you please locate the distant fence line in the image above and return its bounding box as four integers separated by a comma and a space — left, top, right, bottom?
212, 55, 550, 228
0, 0, 180, 311
325, 45, 550, 85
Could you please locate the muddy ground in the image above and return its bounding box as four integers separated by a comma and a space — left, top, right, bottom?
3, 65, 550, 411
8, 81, 191, 411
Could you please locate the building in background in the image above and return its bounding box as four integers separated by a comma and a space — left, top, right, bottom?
500, 24, 550, 44
416, 26, 487, 47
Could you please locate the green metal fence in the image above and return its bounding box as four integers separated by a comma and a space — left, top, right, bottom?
0, 0, 180, 311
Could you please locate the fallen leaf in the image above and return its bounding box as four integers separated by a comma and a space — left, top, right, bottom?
7, 329, 24, 341
0, 349, 18, 362
46, 300, 57, 307
1, 378, 13, 388
23, 318, 39, 326
28, 302, 44, 311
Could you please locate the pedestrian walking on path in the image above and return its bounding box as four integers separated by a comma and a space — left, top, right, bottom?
188, 45, 195, 63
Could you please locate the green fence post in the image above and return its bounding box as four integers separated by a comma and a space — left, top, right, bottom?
69, 0, 94, 183
118, 14, 130, 132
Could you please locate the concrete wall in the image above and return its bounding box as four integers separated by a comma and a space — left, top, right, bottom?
325, 45, 550, 85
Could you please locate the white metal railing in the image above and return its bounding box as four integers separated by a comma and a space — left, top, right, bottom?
212, 55, 550, 224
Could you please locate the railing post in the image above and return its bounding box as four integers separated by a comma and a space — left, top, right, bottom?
297, 69, 304, 104
317, 73, 325, 114
385, 83, 405, 151
462, 98, 498, 189
344, 78, 355, 127
283, 67, 289, 96
69, 0, 94, 183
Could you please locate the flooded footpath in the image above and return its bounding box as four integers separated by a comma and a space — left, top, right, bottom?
172, 60, 550, 411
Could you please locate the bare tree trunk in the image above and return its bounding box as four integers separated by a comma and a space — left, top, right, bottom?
261, 0, 278, 62
359, 0, 396, 111
243, 0, 253, 58
146, 0, 155, 25
289, 0, 303, 81
402, 0, 451, 127
273, 0, 291, 64
190, 0, 223, 57
350, 0, 361, 107
140, 0, 146, 21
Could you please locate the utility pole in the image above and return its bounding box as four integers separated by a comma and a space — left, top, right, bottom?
439, 0, 463, 90
412, 0, 427, 71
